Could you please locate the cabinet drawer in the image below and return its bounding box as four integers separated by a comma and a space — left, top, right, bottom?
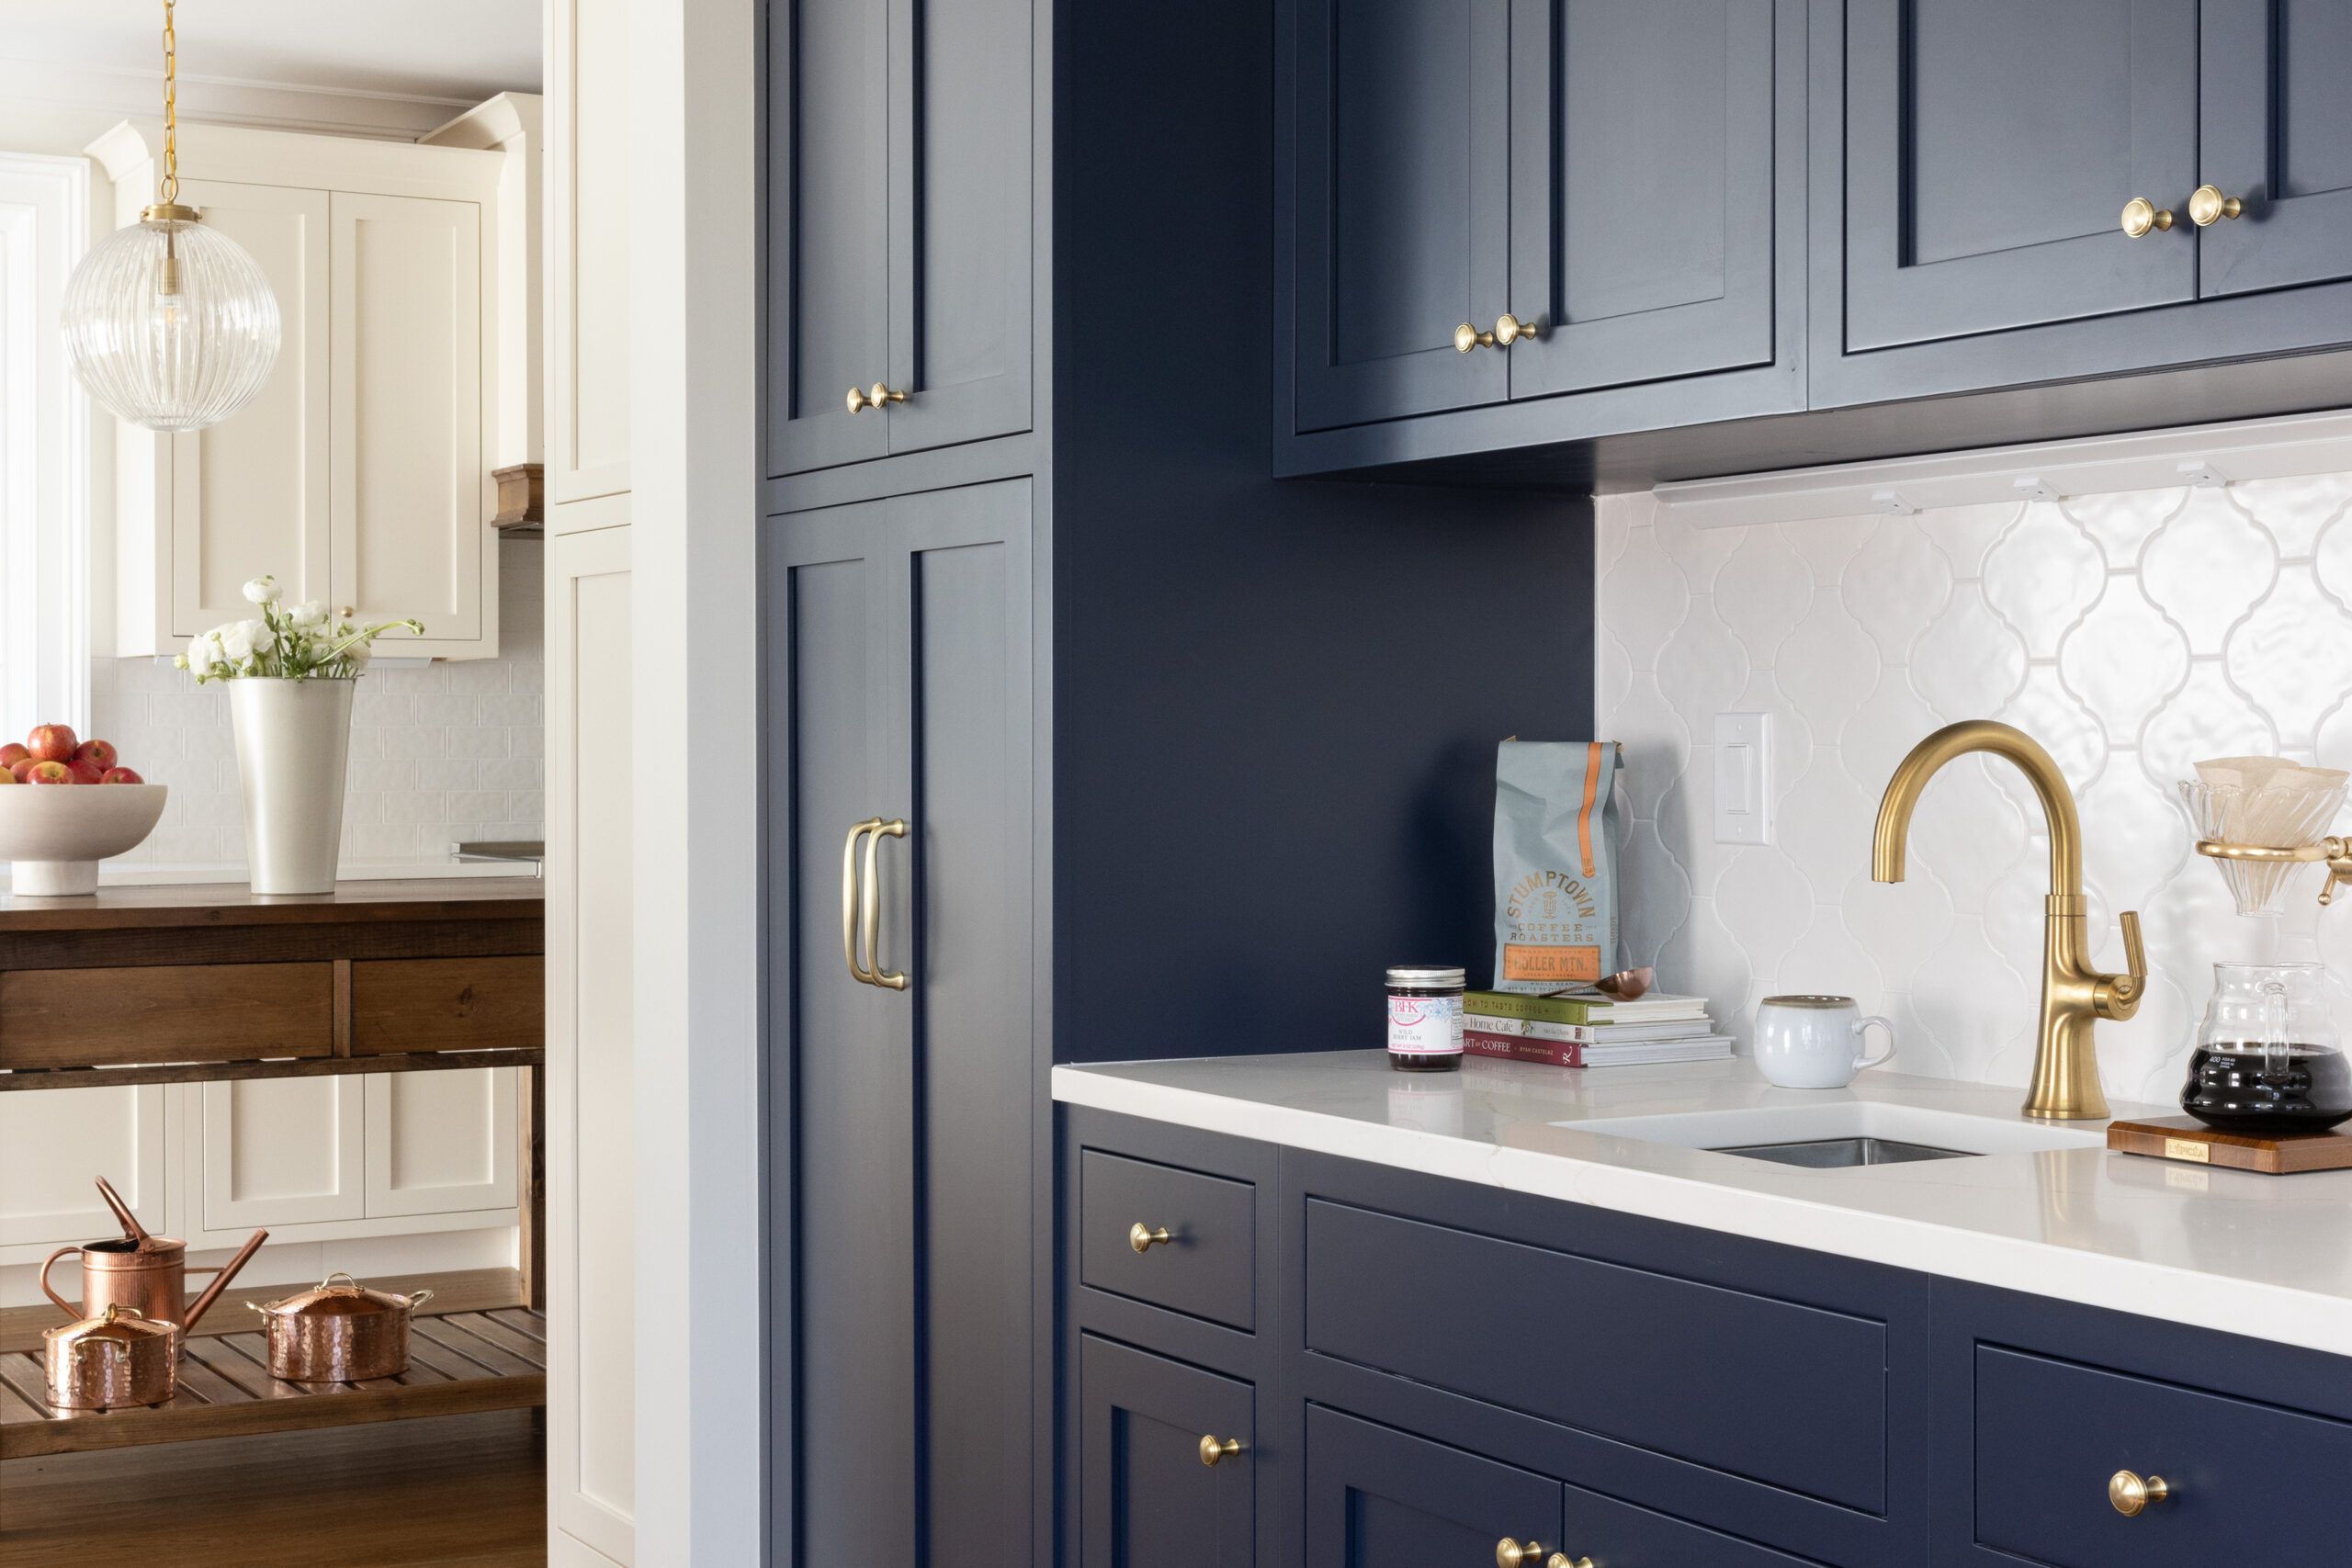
1558, 1475, 1819, 1568
1080, 1336, 1253, 1568
1080, 1149, 1255, 1332
1972, 1344, 2352, 1568
0, 963, 334, 1066
349, 956, 544, 1053
1304, 1198, 1889, 1512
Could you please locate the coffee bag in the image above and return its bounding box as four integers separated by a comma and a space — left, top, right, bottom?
1491, 740, 1623, 992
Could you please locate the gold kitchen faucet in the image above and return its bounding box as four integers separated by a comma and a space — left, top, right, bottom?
1871, 720, 2146, 1120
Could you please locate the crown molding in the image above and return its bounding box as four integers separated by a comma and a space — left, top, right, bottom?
0, 56, 476, 141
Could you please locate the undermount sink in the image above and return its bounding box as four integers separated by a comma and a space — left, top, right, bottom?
1549, 1100, 2106, 1167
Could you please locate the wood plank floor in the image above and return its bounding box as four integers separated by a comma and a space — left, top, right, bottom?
0, 1407, 546, 1566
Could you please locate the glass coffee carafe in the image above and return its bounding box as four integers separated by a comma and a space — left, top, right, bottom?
2181, 963, 2352, 1133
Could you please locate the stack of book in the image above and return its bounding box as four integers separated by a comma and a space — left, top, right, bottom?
1463, 988, 1732, 1067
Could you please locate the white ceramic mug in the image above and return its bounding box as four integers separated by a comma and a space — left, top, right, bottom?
1754, 995, 1894, 1089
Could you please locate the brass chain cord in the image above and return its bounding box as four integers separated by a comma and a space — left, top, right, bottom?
160, 0, 178, 203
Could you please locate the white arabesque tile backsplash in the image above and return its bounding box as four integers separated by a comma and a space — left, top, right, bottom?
90, 537, 545, 865
1596, 472, 2352, 1103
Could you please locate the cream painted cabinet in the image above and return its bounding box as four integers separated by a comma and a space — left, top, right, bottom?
92, 119, 527, 660
0, 1084, 166, 1264
548, 0, 631, 523
196, 1077, 366, 1232
364, 1069, 519, 1219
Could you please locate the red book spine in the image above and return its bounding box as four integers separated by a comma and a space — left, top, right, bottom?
1462, 1029, 1585, 1068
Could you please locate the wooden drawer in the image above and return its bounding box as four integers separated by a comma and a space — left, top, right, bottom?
1079, 1149, 1256, 1333
1971, 1344, 2352, 1568
0, 963, 333, 1066
349, 956, 544, 1054
1303, 1197, 1890, 1513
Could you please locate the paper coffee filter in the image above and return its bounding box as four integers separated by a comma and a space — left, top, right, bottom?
2182, 756, 2351, 915
2195, 756, 2349, 795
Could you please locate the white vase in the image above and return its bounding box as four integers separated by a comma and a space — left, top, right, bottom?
229, 677, 355, 895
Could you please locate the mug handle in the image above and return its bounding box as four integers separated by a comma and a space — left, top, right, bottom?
1851, 1016, 1895, 1072
39, 1246, 84, 1317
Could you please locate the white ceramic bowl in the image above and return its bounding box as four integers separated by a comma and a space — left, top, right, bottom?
0, 784, 169, 896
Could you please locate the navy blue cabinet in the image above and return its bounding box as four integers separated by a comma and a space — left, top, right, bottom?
1066, 1106, 2352, 1568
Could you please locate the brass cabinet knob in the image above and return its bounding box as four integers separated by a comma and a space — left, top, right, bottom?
1494, 312, 1543, 345
2120, 197, 2175, 238
1454, 321, 1497, 353
868, 381, 910, 407
1128, 1223, 1172, 1253
2188, 185, 2244, 226
845, 385, 874, 413
1495, 1539, 1546, 1568
2109, 1470, 2171, 1517
1198, 1434, 1242, 1467
1547, 1556, 1595, 1568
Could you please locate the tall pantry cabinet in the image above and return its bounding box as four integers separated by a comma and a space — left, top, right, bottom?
760, 2, 1592, 1563
542, 1, 638, 1565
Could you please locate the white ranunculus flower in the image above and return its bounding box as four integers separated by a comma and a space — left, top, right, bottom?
187, 632, 220, 673
289, 600, 327, 629
345, 638, 374, 668
217, 621, 256, 663
242, 574, 279, 605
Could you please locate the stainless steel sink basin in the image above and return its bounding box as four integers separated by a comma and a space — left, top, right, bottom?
1710, 1134, 1973, 1168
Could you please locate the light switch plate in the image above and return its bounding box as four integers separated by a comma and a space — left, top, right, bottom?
1713, 713, 1771, 845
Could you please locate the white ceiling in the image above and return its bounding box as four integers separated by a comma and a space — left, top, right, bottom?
3, 0, 542, 105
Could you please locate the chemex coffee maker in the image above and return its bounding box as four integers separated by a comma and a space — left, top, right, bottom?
2178, 758, 2352, 1134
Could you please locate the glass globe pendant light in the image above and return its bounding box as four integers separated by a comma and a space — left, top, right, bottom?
62, 0, 281, 432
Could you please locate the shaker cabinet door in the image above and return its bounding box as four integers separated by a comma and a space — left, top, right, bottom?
1080, 1337, 1255, 1568
1839, 0, 2199, 351
2199, 0, 2352, 299
1291, 0, 1512, 430
1503, 0, 1780, 399
1306, 1406, 1562, 1568
765, 0, 892, 476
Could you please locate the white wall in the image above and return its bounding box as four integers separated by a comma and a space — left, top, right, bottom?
88, 534, 545, 866
1596, 470, 2352, 1106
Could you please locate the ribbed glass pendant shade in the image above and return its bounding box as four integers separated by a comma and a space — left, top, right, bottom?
62, 214, 281, 432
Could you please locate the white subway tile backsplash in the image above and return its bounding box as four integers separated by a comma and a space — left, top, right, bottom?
1598, 473, 2352, 1101
92, 538, 545, 864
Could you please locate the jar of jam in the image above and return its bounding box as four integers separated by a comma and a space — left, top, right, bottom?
1386, 965, 1465, 1072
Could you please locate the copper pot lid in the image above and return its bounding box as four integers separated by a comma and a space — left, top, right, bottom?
254, 1272, 428, 1319
44, 1302, 176, 1348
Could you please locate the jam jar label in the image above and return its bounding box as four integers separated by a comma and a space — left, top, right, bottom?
1387, 994, 1464, 1055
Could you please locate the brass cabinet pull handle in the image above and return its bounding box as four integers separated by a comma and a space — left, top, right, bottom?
1453, 321, 1497, 353
1494, 312, 1542, 345
861, 818, 910, 991
845, 385, 874, 413
1198, 1434, 1242, 1467
2120, 197, 2175, 238
2188, 185, 2244, 226
1128, 1223, 1172, 1253
841, 818, 883, 984
1496, 1539, 1547, 1568
869, 381, 909, 407
2109, 1470, 2171, 1517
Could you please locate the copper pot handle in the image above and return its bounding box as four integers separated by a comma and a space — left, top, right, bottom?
179, 1228, 268, 1335
38, 1247, 83, 1319
407, 1288, 435, 1310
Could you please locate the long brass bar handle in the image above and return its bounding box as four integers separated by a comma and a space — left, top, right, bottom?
862, 818, 910, 991
842, 818, 883, 985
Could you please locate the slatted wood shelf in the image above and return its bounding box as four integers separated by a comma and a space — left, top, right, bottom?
0, 1307, 546, 1460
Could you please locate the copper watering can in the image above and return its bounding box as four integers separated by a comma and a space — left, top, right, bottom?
39, 1178, 266, 1352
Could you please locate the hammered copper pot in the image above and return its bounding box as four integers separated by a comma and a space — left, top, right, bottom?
248, 1273, 435, 1382
43, 1303, 177, 1410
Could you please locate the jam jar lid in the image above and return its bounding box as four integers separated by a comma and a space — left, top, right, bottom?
1386, 965, 1466, 989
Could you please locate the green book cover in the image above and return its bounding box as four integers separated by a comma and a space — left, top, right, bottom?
1463, 989, 1610, 1024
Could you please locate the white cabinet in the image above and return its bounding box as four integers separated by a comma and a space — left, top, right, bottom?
91, 118, 530, 660
548, 0, 631, 516
197, 1077, 366, 1232
364, 1069, 519, 1218
0, 1084, 165, 1263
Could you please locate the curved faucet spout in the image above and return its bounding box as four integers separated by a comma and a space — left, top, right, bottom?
1871, 720, 2082, 896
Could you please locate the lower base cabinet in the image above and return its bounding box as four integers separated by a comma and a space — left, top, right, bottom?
1064, 1104, 2352, 1568
1080, 1336, 1254, 1568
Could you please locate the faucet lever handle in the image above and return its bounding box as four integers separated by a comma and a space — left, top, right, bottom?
2098, 910, 2147, 1021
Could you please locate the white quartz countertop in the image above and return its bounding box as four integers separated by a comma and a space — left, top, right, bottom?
1053, 1051, 2352, 1357
10, 855, 543, 889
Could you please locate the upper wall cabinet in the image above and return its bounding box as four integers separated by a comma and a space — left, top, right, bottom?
94, 118, 534, 659
1279, 0, 1804, 468
765, 0, 1034, 479
1815, 0, 2352, 406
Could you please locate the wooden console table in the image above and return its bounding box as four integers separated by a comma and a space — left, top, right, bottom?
0, 879, 546, 1460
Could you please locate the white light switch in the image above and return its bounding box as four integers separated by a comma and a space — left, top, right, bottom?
1713, 713, 1771, 845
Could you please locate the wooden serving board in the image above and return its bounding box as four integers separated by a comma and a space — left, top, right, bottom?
2107, 1115, 2352, 1175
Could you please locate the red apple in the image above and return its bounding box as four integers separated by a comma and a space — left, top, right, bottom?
65, 758, 103, 784
99, 766, 144, 784
0, 743, 27, 769
8, 759, 35, 782
0, 766, 18, 784
25, 724, 76, 762
72, 739, 117, 772
25, 760, 74, 784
